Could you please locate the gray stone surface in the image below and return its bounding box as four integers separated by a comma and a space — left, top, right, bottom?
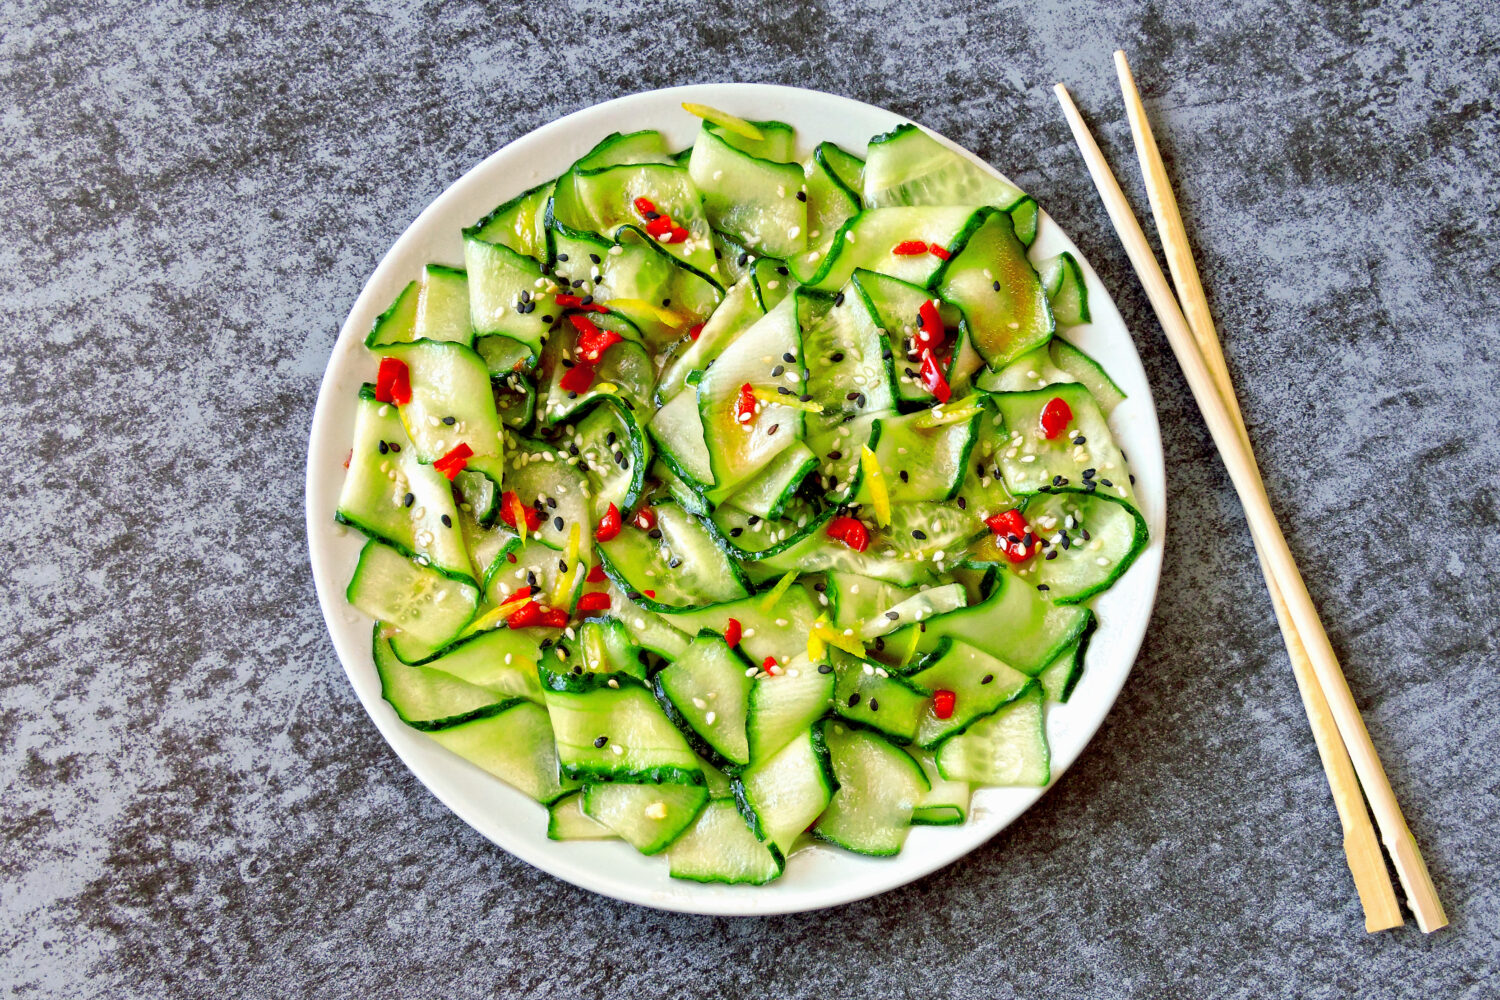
2, 0, 1497, 996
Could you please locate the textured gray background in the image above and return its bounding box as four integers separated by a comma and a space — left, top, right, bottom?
2, 0, 1497, 997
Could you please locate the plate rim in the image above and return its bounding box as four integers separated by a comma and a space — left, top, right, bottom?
305, 82, 1166, 916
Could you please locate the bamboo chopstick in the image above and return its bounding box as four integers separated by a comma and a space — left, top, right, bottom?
1111, 50, 1404, 933
1052, 79, 1448, 933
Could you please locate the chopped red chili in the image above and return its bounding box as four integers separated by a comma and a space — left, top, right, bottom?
1040, 396, 1073, 439
928, 242, 951, 260
500, 490, 543, 531
932, 689, 957, 719
537, 607, 570, 629
574, 319, 622, 363
375, 356, 412, 406
594, 502, 622, 542
586, 563, 607, 583
984, 508, 1036, 564
915, 299, 944, 349
432, 442, 474, 480
825, 515, 870, 553
664, 225, 689, 244
644, 214, 674, 237
643, 589, 656, 598
559, 364, 595, 393
576, 592, 611, 613
688, 323, 704, 341
632, 196, 657, 216
891, 239, 928, 256
735, 382, 757, 425
505, 600, 543, 629
723, 617, 742, 649
632, 506, 657, 531
919, 349, 951, 404
554, 293, 583, 309
761, 655, 778, 673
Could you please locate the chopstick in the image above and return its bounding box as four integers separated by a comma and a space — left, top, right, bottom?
1111, 50, 1404, 934
1053, 75, 1448, 933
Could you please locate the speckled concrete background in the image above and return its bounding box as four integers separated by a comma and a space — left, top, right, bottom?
3, 0, 1497, 997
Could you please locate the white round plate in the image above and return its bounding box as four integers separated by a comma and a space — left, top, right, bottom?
306, 83, 1165, 916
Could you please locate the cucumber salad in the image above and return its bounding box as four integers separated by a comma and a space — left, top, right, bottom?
335, 105, 1147, 884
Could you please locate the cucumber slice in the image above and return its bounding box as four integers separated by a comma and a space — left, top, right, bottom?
848, 268, 967, 404
596, 501, 751, 611
721, 442, 816, 520
689, 124, 807, 259
546, 790, 617, 841
336, 386, 471, 581
1037, 637, 1085, 704
568, 401, 649, 519
990, 383, 1139, 510
373, 630, 519, 731
654, 633, 754, 767
1016, 492, 1148, 604
813, 722, 928, 856
571, 162, 719, 277
463, 235, 550, 358
803, 147, 860, 251
735, 726, 835, 856
428, 700, 576, 804
796, 206, 982, 291
668, 798, 783, 884
710, 496, 824, 560
752, 502, 983, 586
653, 582, 821, 670
910, 748, 970, 825
1008, 195, 1039, 247
366, 279, 419, 348
826, 572, 920, 630
851, 408, 979, 506
697, 294, 807, 499
799, 284, 898, 432
751, 255, 795, 311
658, 276, 764, 403
466, 180, 552, 259
711, 118, 796, 161
574, 129, 674, 171
538, 665, 703, 784
746, 654, 835, 762
817, 141, 864, 197
952, 399, 1020, 523
504, 434, 593, 559
979, 339, 1128, 417
934, 684, 1049, 786
346, 540, 479, 663
857, 582, 968, 641
538, 321, 654, 427
401, 625, 545, 702
862, 124, 1024, 210
604, 583, 691, 661
1050, 339, 1125, 413
374, 340, 503, 464
832, 654, 928, 743
581, 781, 708, 855
932, 209, 1053, 369
578, 616, 647, 680
903, 638, 1031, 748
1036, 252, 1091, 326
882, 568, 1091, 676
653, 456, 710, 515
649, 386, 714, 488
485, 537, 583, 613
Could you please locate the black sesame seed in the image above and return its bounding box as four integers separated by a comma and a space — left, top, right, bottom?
594, 735, 608, 748
833, 292, 845, 306
558, 559, 569, 572
882, 347, 893, 360
767, 423, 780, 436
912, 529, 927, 540
827, 450, 842, 460
1073, 436, 1087, 445
868, 697, 879, 711
1130, 474, 1136, 484
1100, 479, 1113, 487
519, 290, 531, 303
547, 497, 558, 508
885, 610, 901, 621
899, 470, 909, 483
1037, 584, 1050, 591
795, 190, 807, 202
1038, 484, 1052, 493
747, 515, 761, 525
389, 442, 400, 453
813, 581, 826, 592
956, 496, 967, 509
818, 662, 834, 674
847, 692, 861, 707
377, 441, 389, 454
1052, 474, 1064, 486
798, 393, 811, 403
777, 385, 793, 395
572, 279, 584, 288
854, 393, 866, 407
1081, 529, 1092, 541
556, 253, 569, 262
615, 452, 628, 468
827, 475, 839, 489
661, 298, 671, 306
992, 280, 1002, 291
874, 636, 886, 651
1045, 550, 1059, 560
737, 253, 750, 266
527, 571, 538, 587
542, 315, 553, 323
442, 416, 456, 426
1023, 532, 1035, 547
829, 351, 844, 363
1082, 468, 1096, 479
441, 514, 452, 527
771, 364, 785, 376
1060, 534, 1072, 550
1082, 480, 1098, 492
1007, 533, 1021, 544
589, 253, 601, 264
783, 352, 796, 363
730, 527, 743, 537
403, 492, 415, 507
644, 211, 661, 221
553, 516, 565, 531
776, 265, 789, 276
648, 529, 662, 540
668, 558, 682, 569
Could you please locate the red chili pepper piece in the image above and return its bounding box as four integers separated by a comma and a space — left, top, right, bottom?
761, 655, 778, 673
735, 382, 757, 425
505, 600, 543, 629
500, 490, 543, 531
688, 323, 704, 341
665, 225, 689, 244
645, 214, 674, 237
582, 302, 611, 314
825, 515, 870, 553
928, 242, 951, 261
559, 364, 595, 393
891, 239, 928, 256
586, 563, 607, 583
594, 502, 622, 543
643, 589, 656, 599
632, 196, 657, 216
538, 607, 570, 628
1040, 396, 1073, 439
932, 689, 957, 720
554, 292, 583, 309
375, 356, 412, 405
632, 506, 657, 531
919, 349, 951, 404
984, 508, 1036, 564
577, 592, 612, 613
432, 442, 474, 480
723, 617, 742, 649
915, 299, 944, 349
574, 321, 622, 364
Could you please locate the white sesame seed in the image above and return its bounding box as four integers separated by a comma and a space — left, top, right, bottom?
644, 801, 667, 819
704, 711, 717, 724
